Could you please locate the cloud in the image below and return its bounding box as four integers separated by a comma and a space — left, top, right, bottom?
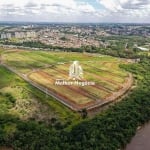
97, 0, 150, 22
25, 2, 38, 8
98, 0, 123, 12
122, 0, 150, 9
99, 0, 150, 11
0, 0, 103, 22
78, 3, 95, 13
98, 0, 150, 11
0, 0, 150, 22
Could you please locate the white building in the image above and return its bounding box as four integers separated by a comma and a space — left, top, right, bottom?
69, 61, 83, 80
0, 33, 12, 39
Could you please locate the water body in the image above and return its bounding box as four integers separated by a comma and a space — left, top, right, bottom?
125, 122, 150, 150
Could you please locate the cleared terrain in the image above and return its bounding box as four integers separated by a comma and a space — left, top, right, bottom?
0, 62, 80, 125
1, 49, 133, 111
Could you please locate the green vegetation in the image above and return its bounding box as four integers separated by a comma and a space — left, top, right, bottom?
1, 35, 150, 58
0, 51, 150, 149
0, 49, 4, 54
3, 49, 129, 109
0, 66, 80, 125
0, 35, 150, 150
60, 36, 69, 41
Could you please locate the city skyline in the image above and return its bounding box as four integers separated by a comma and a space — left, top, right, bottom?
0, 0, 150, 23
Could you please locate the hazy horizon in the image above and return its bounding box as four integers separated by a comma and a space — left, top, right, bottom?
0, 0, 150, 23
0, 21, 150, 25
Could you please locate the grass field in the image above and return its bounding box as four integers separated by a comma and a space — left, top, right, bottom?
0, 65, 80, 125
1, 48, 132, 111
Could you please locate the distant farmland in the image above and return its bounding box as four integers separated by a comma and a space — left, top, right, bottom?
2, 49, 133, 111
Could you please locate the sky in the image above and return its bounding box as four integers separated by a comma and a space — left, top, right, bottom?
0, 0, 150, 23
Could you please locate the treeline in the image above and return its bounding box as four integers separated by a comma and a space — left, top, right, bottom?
0, 58, 150, 149
1, 40, 148, 59
2, 41, 84, 53
66, 58, 150, 150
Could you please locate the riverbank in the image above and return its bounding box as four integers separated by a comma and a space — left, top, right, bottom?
125, 122, 150, 150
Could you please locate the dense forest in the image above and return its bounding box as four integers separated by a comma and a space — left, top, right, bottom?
0, 52, 150, 149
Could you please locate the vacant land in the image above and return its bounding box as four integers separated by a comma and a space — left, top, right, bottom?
0, 65, 80, 125
0, 48, 132, 111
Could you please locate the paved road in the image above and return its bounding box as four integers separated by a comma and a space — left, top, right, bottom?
125, 122, 150, 150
